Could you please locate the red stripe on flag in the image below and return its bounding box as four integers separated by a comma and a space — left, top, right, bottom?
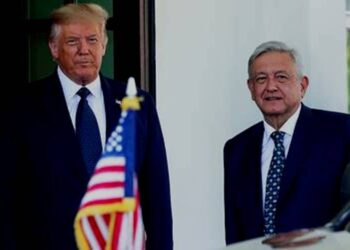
87, 216, 106, 248
88, 182, 124, 192
94, 166, 124, 174
112, 213, 124, 250
133, 203, 139, 242
103, 214, 110, 224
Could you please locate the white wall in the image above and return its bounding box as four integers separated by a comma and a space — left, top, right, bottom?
155, 1, 347, 249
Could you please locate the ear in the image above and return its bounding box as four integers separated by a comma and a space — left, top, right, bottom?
247, 79, 255, 100
299, 76, 309, 98
48, 39, 59, 60
101, 36, 108, 56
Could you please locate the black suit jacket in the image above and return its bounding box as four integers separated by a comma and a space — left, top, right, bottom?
0, 72, 173, 250
224, 104, 350, 244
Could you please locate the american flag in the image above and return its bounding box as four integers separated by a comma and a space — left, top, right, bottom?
74, 78, 145, 250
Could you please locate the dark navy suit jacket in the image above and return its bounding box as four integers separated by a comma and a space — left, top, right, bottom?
224, 104, 350, 244
0, 72, 173, 250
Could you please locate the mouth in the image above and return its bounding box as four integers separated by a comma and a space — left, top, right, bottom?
264, 96, 282, 101
77, 61, 91, 64
76, 60, 93, 65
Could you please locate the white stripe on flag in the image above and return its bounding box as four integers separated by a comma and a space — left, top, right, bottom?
96, 156, 125, 170
94, 215, 109, 241
117, 214, 128, 250
127, 212, 134, 250
118, 213, 134, 250
81, 187, 124, 205
134, 207, 144, 250
88, 172, 125, 187
82, 217, 100, 250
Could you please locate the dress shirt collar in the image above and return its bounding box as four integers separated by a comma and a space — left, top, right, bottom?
57, 66, 103, 101
263, 104, 302, 142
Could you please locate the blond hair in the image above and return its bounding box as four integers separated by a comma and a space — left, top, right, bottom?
49, 3, 109, 41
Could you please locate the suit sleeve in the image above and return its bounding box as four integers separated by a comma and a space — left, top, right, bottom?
0, 104, 18, 250
224, 140, 244, 245
137, 93, 173, 250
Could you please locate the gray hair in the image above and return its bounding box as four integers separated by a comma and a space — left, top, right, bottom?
248, 41, 304, 79
49, 3, 108, 41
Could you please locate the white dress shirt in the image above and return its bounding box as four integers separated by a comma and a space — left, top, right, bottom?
57, 66, 106, 148
261, 104, 301, 207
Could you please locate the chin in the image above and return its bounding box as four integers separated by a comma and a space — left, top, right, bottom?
77, 71, 97, 83
261, 108, 285, 116
259, 103, 284, 112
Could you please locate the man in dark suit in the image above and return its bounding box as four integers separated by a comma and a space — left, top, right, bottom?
224, 41, 350, 244
0, 3, 172, 250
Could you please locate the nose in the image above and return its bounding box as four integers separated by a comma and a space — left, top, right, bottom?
266, 76, 278, 91
78, 40, 89, 54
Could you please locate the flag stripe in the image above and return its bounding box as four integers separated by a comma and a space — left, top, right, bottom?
88, 216, 106, 248
88, 182, 124, 192
88, 172, 125, 188
133, 189, 145, 250
134, 208, 145, 250
112, 213, 123, 250
95, 214, 109, 241
82, 217, 100, 250
95, 156, 125, 168
94, 165, 125, 174
118, 213, 130, 249
81, 188, 124, 205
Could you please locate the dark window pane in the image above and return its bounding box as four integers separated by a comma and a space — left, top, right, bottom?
78, 0, 113, 16
28, 0, 63, 19
101, 31, 114, 78
28, 32, 56, 82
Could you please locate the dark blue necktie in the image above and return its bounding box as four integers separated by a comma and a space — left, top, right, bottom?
76, 87, 102, 175
264, 131, 286, 236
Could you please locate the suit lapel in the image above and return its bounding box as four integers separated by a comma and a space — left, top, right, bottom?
42, 73, 89, 182
279, 105, 313, 204
242, 123, 265, 231
100, 76, 123, 141
43, 74, 75, 137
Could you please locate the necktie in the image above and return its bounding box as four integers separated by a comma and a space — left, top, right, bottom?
264, 131, 286, 236
76, 87, 102, 175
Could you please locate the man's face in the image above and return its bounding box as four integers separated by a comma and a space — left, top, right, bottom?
247, 51, 308, 122
49, 21, 107, 85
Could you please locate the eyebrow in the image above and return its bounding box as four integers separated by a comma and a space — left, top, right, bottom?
65, 34, 99, 39
254, 70, 290, 76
